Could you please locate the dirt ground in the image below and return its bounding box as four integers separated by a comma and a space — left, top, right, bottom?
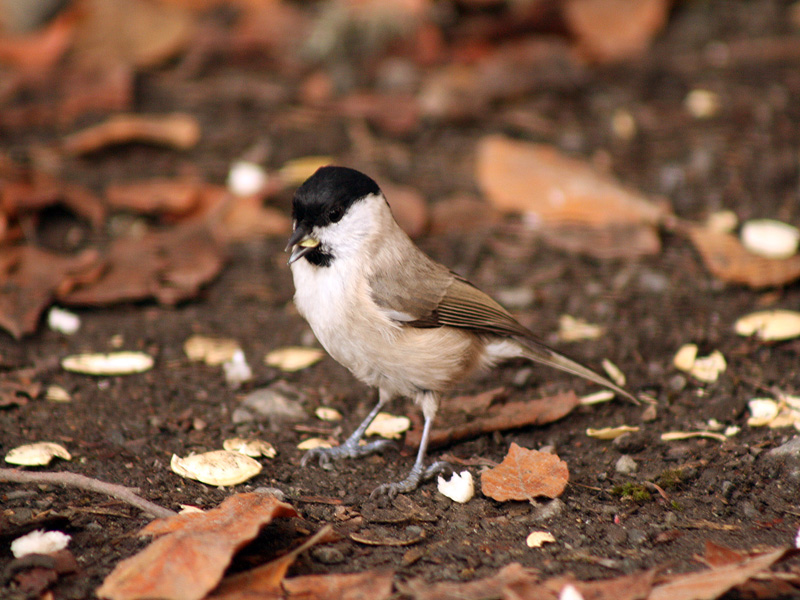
3, 1, 800, 598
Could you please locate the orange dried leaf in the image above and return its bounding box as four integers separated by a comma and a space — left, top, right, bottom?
648, 548, 788, 600
480, 443, 569, 502
406, 391, 579, 449
0, 246, 101, 339
62, 113, 200, 155
398, 563, 539, 600
206, 525, 336, 600
59, 223, 224, 307
476, 135, 666, 258
97, 493, 297, 600
686, 224, 800, 288
106, 179, 202, 218
563, 0, 671, 63
282, 571, 394, 600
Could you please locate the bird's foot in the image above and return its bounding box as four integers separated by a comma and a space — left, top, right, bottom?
301, 438, 394, 470
369, 460, 449, 500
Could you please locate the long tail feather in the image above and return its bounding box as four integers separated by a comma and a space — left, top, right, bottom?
516, 337, 639, 405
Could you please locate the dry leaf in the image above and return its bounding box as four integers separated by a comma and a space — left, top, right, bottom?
648, 548, 788, 600
98, 493, 297, 600
62, 113, 200, 155
586, 425, 639, 440
281, 571, 394, 600
398, 563, 539, 600
734, 310, 800, 341
170, 451, 262, 486
0, 246, 101, 339
206, 525, 336, 600
279, 156, 333, 187
217, 195, 292, 242
563, 0, 670, 63
476, 136, 666, 258
61, 351, 154, 375
184, 335, 242, 366
406, 391, 579, 449
685, 224, 800, 288
382, 183, 429, 239
60, 223, 224, 307
365, 412, 411, 439
265, 346, 325, 372
71, 0, 193, 70
106, 179, 202, 218
481, 443, 569, 502
5, 442, 72, 466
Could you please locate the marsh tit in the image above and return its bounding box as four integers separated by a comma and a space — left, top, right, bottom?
286, 166, 636, 498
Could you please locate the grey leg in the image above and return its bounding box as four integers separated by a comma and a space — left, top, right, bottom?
301, 389, 394, 469
370, 391, 448, 499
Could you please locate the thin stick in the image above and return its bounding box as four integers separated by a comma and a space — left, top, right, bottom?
0, 468, 176, 519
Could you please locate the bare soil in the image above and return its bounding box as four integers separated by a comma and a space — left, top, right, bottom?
3, 1, 800, 598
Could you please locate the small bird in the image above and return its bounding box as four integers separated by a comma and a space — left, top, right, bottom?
286, 166, 636, 498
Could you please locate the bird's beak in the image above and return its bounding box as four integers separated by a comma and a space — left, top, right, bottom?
286, 225, 320, 264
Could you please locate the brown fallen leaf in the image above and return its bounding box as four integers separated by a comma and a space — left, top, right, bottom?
563, 0, 671, 63
106, 179, 203, 219
476, 135, 668, 258
648, 548, 789, 600
685, 223, 800, 288
0, 246, 101, 339
337, 92, 421, 136
217, 194, 292, 242
481, 442, 569, 502
59, 223, 224, 307
398, 563, 541, 600
97, 492, 297, 600
0, 10, 77, 72
428, 195, 500, 236
206, 525, 336, 600
282, 571, 393, 600
71, 0, 194, 70
700, 541, 748, 568
382, 183, 429, 239
529, 570, 655, 600
62, 113, 201, 155
405, 391, 579, 449
0, 371, 41, 407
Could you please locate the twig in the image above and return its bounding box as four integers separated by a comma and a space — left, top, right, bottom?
0, 468, 176, 519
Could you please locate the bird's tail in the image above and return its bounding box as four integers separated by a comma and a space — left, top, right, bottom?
515, 337, 639, 405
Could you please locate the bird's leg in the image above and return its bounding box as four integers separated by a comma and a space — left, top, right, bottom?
301, 389, 394, 470
370, 391, 448, 499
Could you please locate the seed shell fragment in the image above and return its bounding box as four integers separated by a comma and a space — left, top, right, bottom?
170, 450, 262, 486
61, 352, 154, 375
5, 442, 72, 466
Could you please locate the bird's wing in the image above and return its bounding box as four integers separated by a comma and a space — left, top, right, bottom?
371, 267, 639, 403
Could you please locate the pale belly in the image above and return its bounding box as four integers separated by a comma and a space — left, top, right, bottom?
291, 260, 485, 398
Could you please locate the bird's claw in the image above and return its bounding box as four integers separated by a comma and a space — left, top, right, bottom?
301, 438, 394, 470
369, 460, 450, 500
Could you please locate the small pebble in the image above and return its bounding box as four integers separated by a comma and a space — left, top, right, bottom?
253, 487, 286, 502
627, 529, 649, 545
532, 499, 565, 522
311, 546, 345, 565
615, 455, 638, 475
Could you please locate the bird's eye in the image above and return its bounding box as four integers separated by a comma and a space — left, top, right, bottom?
328, 206, 344, 223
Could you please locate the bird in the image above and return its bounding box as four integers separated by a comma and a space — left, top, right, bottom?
286, 166, 637, 498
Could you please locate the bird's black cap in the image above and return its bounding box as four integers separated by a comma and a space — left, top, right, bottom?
292, 166, 381, 228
